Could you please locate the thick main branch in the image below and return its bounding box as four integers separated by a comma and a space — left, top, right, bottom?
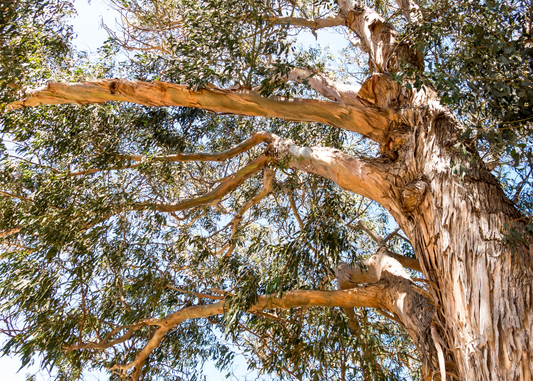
7, 79, 398, 144
273, 136, 404, 221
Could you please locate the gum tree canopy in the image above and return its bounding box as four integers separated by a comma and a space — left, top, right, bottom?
1, 0, 532, 380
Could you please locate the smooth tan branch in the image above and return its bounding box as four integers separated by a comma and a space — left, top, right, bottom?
350, 220, 421, 272
288, 68, 362, 106
269, 15, 346, 29
272, 136, 404, 221
87, 250, 430, 381
132, 154, 270, 212
7, 79, 397, 144
123, 131, 273, 163
100, 286, 387, 379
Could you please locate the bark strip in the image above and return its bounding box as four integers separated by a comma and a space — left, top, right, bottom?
338, 1, 422, 73
288, 68, 362, 106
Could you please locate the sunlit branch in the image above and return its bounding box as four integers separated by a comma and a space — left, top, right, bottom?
63, 317, 163, 351
124, 131, 273, 162
66, 251, 431, 381
273, 136, 404, 221
104, 287, 386, 379
338, 1, 422, 73
67, 132, 272, 176
350, 220, 422, 272
7, 79, 399, 144
0, 228, 22, 238
132, 154, 270, 213
288, 68, 362, 106
269, 15, 346, 29
384, 249, 422, 273
394, 0, 422, 23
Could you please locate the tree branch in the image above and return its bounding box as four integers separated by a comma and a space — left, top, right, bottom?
269, 15, 346, 29
69, 250, 432, 381
338, 1, 422, 73
0, 190, 32, 202
106, 286, 386, 378
272, 136, 404, 220
63, 317, 163, 351
287, 68, 362, 106
353, 220, 383, 244
7, 79, 399, 144
123, 131, 273, 163
349, 220, 422, 272
132, 154, 270, 213
100, 250, 431, 380
66, 132, 273, 177
0, 228, 21, 238
335, 248, 434, 352
222, 167, 276, 258
384, 249, 422, 273
394, 0, 422, 23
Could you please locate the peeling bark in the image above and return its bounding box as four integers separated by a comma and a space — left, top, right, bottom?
288, 67, 362, 106
271, 135, 405, 221
269, 15, 346, 29
399, 108, 533, 380
335, 249, 437, 378
338, 1, 423, 73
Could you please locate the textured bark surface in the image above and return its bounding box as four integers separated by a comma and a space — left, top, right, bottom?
276, 67, 533, 379
335, 249, 438, 378
402, 109, 533, 381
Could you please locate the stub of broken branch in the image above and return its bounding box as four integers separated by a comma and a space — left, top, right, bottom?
401, 178, 427, 213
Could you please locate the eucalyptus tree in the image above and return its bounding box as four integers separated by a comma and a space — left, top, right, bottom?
1, 0, 532, 380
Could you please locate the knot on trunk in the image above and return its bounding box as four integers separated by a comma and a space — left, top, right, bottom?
358, 74, 402, 108
401, 178, 427, 213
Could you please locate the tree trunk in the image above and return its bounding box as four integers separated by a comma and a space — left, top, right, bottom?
394, 92, 533, 380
